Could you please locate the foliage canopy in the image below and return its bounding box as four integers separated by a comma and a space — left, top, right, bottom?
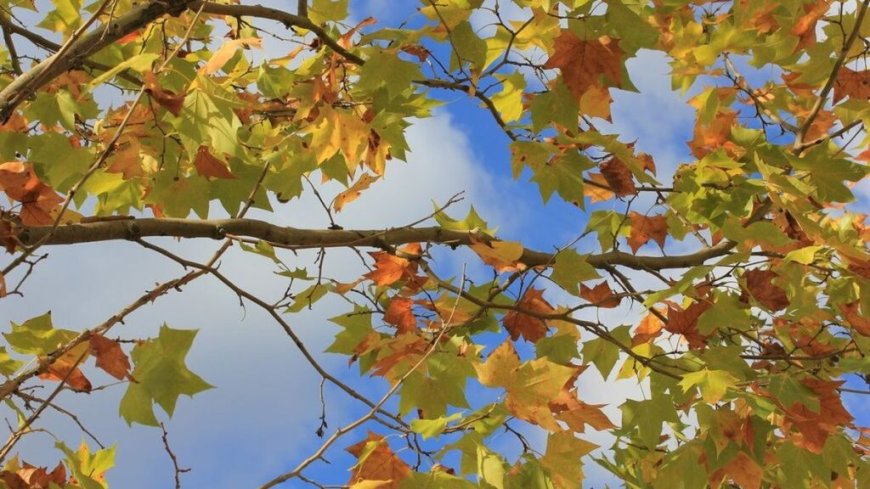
0, 0, 869, 487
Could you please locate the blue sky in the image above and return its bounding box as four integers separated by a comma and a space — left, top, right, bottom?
1, 1, 868, 488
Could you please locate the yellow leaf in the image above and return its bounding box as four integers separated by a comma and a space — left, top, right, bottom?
201, 37, 262, 75
334, 173, 379, 212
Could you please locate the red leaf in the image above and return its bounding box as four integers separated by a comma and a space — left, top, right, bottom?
580, 281, 621, 308
503, 288, 554, 343
194, 146, 236, 179
89, 334, 131, 380
743, 269, 789, 311
599, 157, 636, 197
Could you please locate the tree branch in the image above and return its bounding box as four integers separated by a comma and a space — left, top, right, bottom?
16, 218, 736, 271
0, 0, 192, 122
191, 1, 364, 65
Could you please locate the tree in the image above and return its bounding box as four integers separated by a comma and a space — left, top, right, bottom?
0, 0, 867, 487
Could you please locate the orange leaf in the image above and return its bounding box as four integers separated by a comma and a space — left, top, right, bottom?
0, 162, 64, 225
365, 252, 415, 287
39, 343, 92, 392
384, 297, 417, 334
89, 334, 131, 380
584, 172, 615, 202
333, 173, 378, 212
627, 212, 668, 253
469, 239, 526, 273
714, 452, 763, 489
346, 432, 411, 489
688, 111, 737, 158
503, 288, 554, 343
579, 281, 621, 308
339, 17, 377, 49
201, 37, 262, 75
544, 31, 624, 100
632, 310, 664, 346
599, 157, 636, 197
743, 269, 789, 311
550, 388, 616, 433
194, 146, 236, 179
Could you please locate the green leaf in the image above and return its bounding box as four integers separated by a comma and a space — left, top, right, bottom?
56, 440, 115, 489
285, 283, 329, 312
678, 368, 737, 403
550, 249, 599, 295
491, 72, 526, 123
119, 325, 212, 426
410, 412, 462, 439
358, 49, 422, 99
4, 312, 76, 356
434, 204, 494, 234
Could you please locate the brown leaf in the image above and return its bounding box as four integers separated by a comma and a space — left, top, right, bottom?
712, 452, 763, 489
39, 343, 92, 393
665, 301, 711, 349
550, 388, 616, 433
333, 173, 378, 212
627, 212, 668, 253
743, 269, 789, 311
143, 72, 185, 116
838, 302, 870, 337
194, 146, 236, 179
833, 68, 870, 104
599, 157, 636, 197
580, 281, 621, 308
400, 45, 430, 62
383, 297, 417, 334
504, 288, 554, 343
89, 334, 131, 380
780, 379, 853, 454
106, 140, 144, 179
346, 432, 411, 489
544, 30, 623, 100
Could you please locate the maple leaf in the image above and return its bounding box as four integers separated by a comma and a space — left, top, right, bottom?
584, 172, 615, 202
504, 288, 554, 343
665, 301, 711, 349
469, 239, 527, 273
791, 0, 830, 49
106, 140, 145, 179
194, 146, 236, 179
544, 30, 624, 100
549, 387, 616, 433
779, 379, 853, 454
38, 342, 92, 392
334, 173, 379, 212
710, 452, 763, 489
837, 301, 870, 337
364, 252, 417, 287
346, 432, 411, 489
580, 281, 621, 308
627, 212, 668, 253
143, 72, 185, 116
742, 269, 789, 311
598, 157, 636, 197
0, 162, 64, 225
383, 296, 417, 334
688, 111, 737, 158
632, 310, 664, 346
201, 37, 262, 75
89, 334, 131, 380
833, 68, 870, 103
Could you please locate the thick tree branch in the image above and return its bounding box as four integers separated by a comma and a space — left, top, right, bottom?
0, 0, 192, 121
16, 218, 736, 271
